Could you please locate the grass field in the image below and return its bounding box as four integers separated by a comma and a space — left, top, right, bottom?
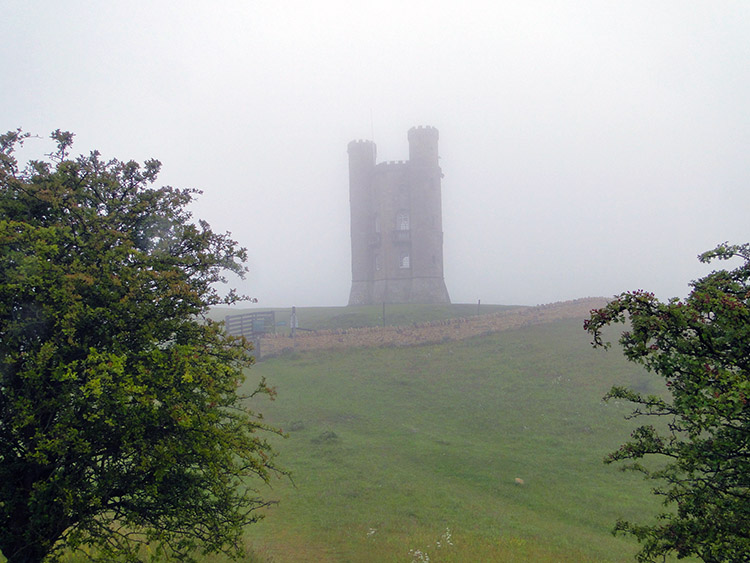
236, 311, 687, 562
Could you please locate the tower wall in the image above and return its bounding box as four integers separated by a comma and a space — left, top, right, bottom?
406, 126, 450, 303
347, 140, 376, 305
348, 127, 450, 305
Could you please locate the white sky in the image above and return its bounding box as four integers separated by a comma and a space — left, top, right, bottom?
3, 1, 749, 306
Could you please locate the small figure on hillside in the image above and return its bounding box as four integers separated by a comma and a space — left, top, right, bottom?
290, 306, 298, 337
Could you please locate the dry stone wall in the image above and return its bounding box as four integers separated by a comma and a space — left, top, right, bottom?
258, 298, 607, 358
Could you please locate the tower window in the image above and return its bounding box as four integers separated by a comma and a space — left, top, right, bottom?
399, 250, 410, 269
396, 211, 410, 231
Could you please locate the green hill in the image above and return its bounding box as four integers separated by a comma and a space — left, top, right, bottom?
239, 309, 686, 562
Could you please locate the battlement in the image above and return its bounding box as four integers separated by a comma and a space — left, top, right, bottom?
348, 139, 376, 153
348, 139, 377, 166
375, 160, 408, 167
408, 125, 439, 139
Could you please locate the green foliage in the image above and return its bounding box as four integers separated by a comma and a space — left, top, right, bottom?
0, 131, 283, 562
585, 243, 750, 562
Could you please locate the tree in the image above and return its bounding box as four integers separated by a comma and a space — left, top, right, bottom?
585, 243, 750, 562
0, 130, 284, 562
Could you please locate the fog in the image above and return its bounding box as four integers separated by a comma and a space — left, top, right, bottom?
3, 2, 749, 306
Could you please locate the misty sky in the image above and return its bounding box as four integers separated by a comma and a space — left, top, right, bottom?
3, 1, 749, 307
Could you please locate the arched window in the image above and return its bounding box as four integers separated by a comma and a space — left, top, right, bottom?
399, 250, 410, 269
396, 211, 410, 231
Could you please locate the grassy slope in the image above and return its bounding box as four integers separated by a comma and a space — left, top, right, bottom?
242, 314, 684, 562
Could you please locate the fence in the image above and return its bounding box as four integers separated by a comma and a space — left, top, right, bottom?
224, 311, 276, 357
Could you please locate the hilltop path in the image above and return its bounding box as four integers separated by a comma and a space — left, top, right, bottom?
258, 297, 607, 358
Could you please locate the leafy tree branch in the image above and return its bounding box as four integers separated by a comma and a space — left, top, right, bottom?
585, 243, 750, 563
0, 130, 285, 563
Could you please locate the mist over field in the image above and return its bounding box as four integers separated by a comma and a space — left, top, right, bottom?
3, 1, 749, 306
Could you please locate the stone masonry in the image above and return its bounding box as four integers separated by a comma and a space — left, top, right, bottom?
258, 298, 607, 358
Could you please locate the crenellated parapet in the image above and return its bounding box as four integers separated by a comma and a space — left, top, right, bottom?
375, 160, 408, 168
407, 124, 439, 136
347, 139, 376, 164
348, 139, 376, 149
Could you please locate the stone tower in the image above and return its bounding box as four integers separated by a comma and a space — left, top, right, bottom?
348, 126, 450, 305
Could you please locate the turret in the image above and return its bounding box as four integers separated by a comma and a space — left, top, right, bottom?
404, 127, 447, 302
348, 139, 376, 177
408, 125, 439, 165
347, 140, 376, 305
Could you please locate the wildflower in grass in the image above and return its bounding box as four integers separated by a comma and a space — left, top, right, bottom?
409, 548, 430, 562
435, 526, 453, 548
410, 527, 453, 561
